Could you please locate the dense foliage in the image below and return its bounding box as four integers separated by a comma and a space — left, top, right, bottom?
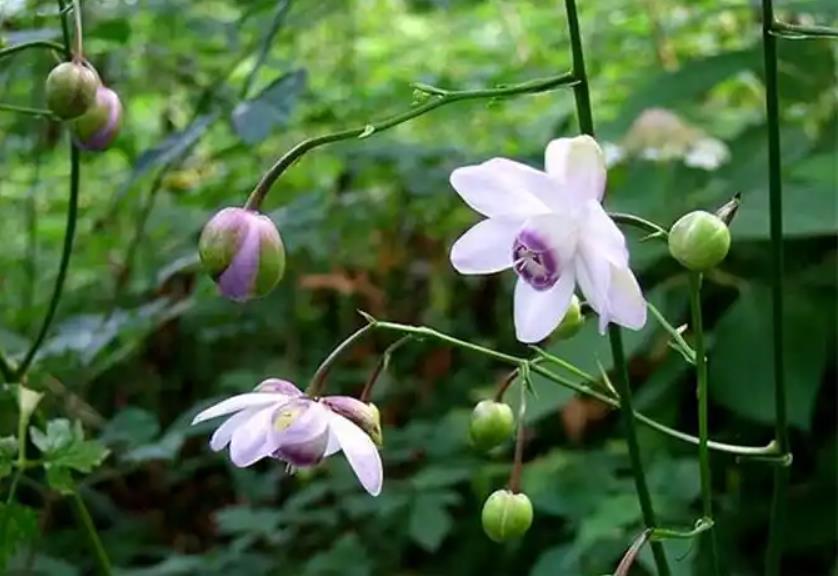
0, 0, 835, 574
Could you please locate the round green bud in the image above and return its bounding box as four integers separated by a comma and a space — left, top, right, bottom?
70, 86, 122, 151
45, 61, 99, 120
470, 400, 514, 451
668, 211, 731, 271
553, 295, 584, 340
481, 489, 533, 542
199, 207, 285, 301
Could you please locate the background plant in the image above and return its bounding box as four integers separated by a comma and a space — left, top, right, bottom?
0, 0, 835, 575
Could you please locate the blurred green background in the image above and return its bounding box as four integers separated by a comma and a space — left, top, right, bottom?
0, 0, 835, 574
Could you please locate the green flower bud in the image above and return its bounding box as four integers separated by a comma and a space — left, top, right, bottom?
470, 400, 514, 451
70, 86, 122, 151
553, 295, 584, 340
481, 489, 533, 542
668, 211, 731, 271
199, 207, 285, 301
321, 396, 383, 447
45, 61, 99, 120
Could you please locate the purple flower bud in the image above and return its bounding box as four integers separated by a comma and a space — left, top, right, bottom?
198, 207, 286, 302
45, 61, 100, 120
71, 86, 123, 151
321, 396, 383, 447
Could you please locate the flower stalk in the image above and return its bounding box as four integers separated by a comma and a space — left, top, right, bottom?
70, 491, 112, 576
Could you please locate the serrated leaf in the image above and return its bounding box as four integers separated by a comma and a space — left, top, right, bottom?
231, 69, 307, 144
29, 419, 109, 483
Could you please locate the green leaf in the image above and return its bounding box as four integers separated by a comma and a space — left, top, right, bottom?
709, 286, 829, 429
0, 503, 38, 568
100, 407, 160, 449
0, 436, 16, 480
231, 69, 307, 144
407, 491, 456, 552
29, 419, 109, 490
530, 545, 581, 576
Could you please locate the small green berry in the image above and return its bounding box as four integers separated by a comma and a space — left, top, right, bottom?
45, 61, 99, 120
470, 400, 514, 451
668, 211, 731, 271
481, 489, 533, 542
553, 295, 584, 340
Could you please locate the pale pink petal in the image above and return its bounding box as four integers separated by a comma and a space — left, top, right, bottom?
545, 135, 607, 202
229, 405, 279, 467
606, 265, 647, 330
255, 378, 303, 396
327, 412, 383, 496
209, 407, 259, 451
450, 158, 554, 219
513, 272, 576, 343
191, 393, 288, 425
574, 245, 612, 333
583, 200, 628, 267
450, 218, 520, 274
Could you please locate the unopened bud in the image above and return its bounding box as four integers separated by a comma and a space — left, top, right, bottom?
71, 86, 122, 151
198, 207, 285, 301
553, 295, 584, 340
481, 489, 533, 542
321, 396, 382, 447
668, 211, 730, 271
45, 61, 99, 120
470, 400, 514, 452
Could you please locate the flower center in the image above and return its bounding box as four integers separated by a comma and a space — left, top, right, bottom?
512, 229, 560, 291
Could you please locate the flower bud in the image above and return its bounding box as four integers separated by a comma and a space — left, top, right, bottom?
321, 396, 383, 447
470, 400, 514, 451
45, 61, 99, 120
70, 86, 122, 151
553, 295, 584, 340
481, 489, 533, 542
668, 211, 730, 271
198, 207, 285, 301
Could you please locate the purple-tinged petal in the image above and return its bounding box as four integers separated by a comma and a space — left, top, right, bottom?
218, 222, 261, 301
255, 378, 303, 396
191, 392, 288, 425
605, 265, 647, 330
513, 272, 576, 343
321, 396, 382, 446
327, 412, 383, 496
229, 405, 278, 467
210, 407, 259, 451
450, 217, 520, 275
271, 399, 330, 466
73, 87, 122, 151
450, 158, 554, 219
545, 136, 607, 203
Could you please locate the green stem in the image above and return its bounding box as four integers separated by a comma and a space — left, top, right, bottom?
72, 0, 83, 57
770, 20, 838, 39
14, 138, 81, 379
609, 212, 669, 239
762, 1, 790, 574
70, 491, 113, 575
689, 273, 720, 574
307, 323, 376, 396
243, 72, 578, 210
0, 40, 64, 60
0, 103, 57, 119
564, 0, 669, 572
57, 0, 73, 60
0, 349, 14, 382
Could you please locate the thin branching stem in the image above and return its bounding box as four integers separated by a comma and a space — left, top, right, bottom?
563, 0, 670, 572
70, 491, 113, 575
0, 40, 64, 60
307, 323, 376, 396
0, 103, 58, 119
689, 273, 720, 574
243, 72, 578, 210
770, 20, 838, 39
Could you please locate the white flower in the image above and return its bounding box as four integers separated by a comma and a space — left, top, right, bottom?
449, 135, 647, 343
191, 378, 383, 496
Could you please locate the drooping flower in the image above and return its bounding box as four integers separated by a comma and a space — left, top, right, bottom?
71, 86, 123, 151
449, 135, 647, 343
191, 378, 382, 496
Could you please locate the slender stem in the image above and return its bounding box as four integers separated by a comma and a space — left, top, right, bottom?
614, 529, 652, 576
507, 366, 528, 493
70, 491, 113, 575
651, 517, 714, 541
689, 273, 720, 574
494, 367, 521, 402
370, 319, 780, 459
762, 1, 791, 574
564, 0, 669, 572
14, 139, 81, 379
531, 345, 598, 383
243, 72, 578, 210
0, 103, 58, 119
57, 0, 73, 60
359, 335, 412, 402
609, 212, 669, 239
0, 40, 64, 60
770, 20, 838, 39
72, 0, 83, 58
307, 323, 376, 396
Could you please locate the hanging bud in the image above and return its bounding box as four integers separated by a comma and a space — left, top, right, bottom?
70, 86, 122, 151
481, 489, 533, 542
45, 61, 99, 120
470, 400, 514, 452
553, 295, 584, 340
320, 396, 383, 447
198, 207, 285, 301
668, 211, 730, 271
